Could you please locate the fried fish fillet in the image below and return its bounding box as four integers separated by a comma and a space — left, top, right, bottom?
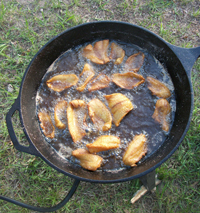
88, 74, 110, 92
82, 44, 103, 64
123, 134, 147, 167
67, 100, 87, 142
125, 52, 145, 72
54, 100, 68, 129
112, 72, 145, 89
46, 74, 79, 92
38, 111, 55, 139
93, 39, 110, 64
109, 42, 125, 64
104, 93, 134, 126
147, 76, 171, 98
82, 40, 110, 64
72, 148, 103, 171
152, 98, 171, 132
76, 63, 95, 92
86, 135, 120, 153
88, 98, 112, 131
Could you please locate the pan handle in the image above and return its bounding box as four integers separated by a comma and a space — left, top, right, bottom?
0, 179, 80, 212
6, 97, 40, 156
169, 45, 200, 77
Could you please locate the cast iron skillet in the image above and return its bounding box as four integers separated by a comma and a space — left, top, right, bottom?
4, 21, 200, 208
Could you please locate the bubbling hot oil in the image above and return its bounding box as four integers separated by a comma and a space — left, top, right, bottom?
36, 40, 176, 171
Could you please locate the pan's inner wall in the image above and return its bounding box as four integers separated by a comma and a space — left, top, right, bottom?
20, 22, 192, 182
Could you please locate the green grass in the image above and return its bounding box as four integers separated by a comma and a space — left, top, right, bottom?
0, 0, 200, 212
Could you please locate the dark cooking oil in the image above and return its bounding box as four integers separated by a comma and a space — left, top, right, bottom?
36, 40, 176, 171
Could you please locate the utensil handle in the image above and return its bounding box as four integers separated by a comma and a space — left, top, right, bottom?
0, 179, 80, 212
6, 97, 40, 156
169, 45, 200, 76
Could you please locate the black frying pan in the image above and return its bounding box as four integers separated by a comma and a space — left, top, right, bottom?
5, 21, 200, 203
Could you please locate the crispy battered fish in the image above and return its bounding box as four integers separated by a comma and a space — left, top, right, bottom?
86, 135, 120, 154
67, 100, 87, 142
88, 98, 112, 131
93, 40, 110, 64
46, 74, 79, 92
123, 134, 147, 167
112, 72, 145, 89
88, 74, 110, 92
82, 44, 103, 64
82, 40, 110, 64
125, 52, 145, 72
152, 98, 171, 132
147, 76, 171, 98
76, 63, 95, 92
72, 148, 103, 171
38, 111, 55, 139
109, 42, 125, 64
54, 100, 68, 129
104, 93, 134, 126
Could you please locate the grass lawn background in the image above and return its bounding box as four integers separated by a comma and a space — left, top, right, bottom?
0, 0, 199, 212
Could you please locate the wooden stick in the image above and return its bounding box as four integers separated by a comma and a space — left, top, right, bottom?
131, 178, 161, 204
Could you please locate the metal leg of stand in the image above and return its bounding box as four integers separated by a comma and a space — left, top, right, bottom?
131, 170, 161, 204
140, 170, 156, 191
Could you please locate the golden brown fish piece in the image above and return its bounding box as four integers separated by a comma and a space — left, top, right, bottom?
88, 99, 112, 131
112, 72, 145, 89
125, 52, 145, 72
104, 93, 134, 126
70, 99, 85, 108
38, 111, 55, 139
46, 74, 79, 92
147, 76, 171, 98
93, 40, 110, 64
67, 100, 87, 143
88, 74, 110, 92
109, 42, 125, 64
86, 135, 120, 154
54, 100, 68, 129
152, 98, 171, 132
72, 148, 103, 171
82, 44, 104, 64
82, 40, 110, 64
76, 63, 95, 92
123, 134, 147, 167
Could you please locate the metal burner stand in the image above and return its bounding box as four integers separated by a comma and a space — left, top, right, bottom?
0, 169, 161, 211
131, 170, 161, 203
